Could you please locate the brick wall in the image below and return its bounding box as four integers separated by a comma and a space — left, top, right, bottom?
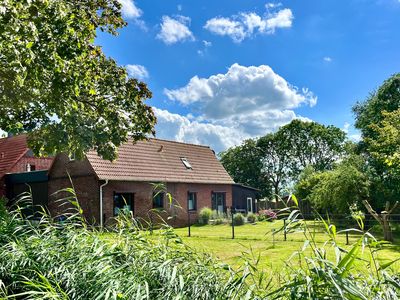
48, 154, 233, 227
10, 155, 53, 173
102, 181, 232, 227
48, 154, 99, 224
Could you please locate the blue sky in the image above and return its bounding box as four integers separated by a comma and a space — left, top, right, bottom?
97, 0, 400, 153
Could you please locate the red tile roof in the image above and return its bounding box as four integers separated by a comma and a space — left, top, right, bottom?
86, 138, 234, 184
0, 135, 29, 179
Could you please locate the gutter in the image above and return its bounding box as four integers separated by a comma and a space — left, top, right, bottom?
99, 179, 109, 228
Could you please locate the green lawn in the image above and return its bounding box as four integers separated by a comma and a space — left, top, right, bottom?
172, 220, 400, 273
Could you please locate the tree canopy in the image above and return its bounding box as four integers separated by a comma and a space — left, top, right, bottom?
220, 139, 271, 197
277, 119, 346, 176
220, 120, 346, 199
353, 73, 400, 208
0, 0, 156, 161
294, 156, 370, 214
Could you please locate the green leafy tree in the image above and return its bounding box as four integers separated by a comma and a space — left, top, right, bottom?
0, 0, 156, 161
276, 119, 347, 176
367, 109, 400, 171
353, 74, 400, 208
295, 156, 370, 214
220, 139, 271, 197
257, 133, 292, 201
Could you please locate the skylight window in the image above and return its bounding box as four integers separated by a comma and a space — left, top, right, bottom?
181, 157, 192, 169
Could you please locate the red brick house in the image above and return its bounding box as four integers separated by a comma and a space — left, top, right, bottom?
48, 138, 235, 226
0, 135, 53, 198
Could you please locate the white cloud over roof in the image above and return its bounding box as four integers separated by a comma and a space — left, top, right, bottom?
157, 63, 316, 152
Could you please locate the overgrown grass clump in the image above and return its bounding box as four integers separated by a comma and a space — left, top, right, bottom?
0, 195, 250, 299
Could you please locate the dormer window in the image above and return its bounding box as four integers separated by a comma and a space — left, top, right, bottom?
181, 157, 192, 169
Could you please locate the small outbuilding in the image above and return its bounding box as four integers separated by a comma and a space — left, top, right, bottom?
232, 183, 260, 214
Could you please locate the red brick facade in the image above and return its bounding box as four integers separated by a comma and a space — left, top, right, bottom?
9, 155, 53, 173
102, 181, 233, 227
48, 154, 233, 227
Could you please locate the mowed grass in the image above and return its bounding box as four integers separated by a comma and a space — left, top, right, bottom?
172, 220, 400, 273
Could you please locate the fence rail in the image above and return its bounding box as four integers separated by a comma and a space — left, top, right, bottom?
183, 213, 400, 245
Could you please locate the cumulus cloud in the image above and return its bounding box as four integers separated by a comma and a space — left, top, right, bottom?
153, 107, 310, 153
153, 108, 247, 153
323, 56, 332, 62
157, 15, 195, 45
164, 63, 317, 121
158, 64, 316, 151
204, 6, 293, 42
118, 0, 142, 19
126, 64, 149, 80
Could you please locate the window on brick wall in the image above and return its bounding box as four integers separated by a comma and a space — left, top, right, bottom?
114, 193, 134, 216
153, 192, 164, 209
187, 192, 197, 211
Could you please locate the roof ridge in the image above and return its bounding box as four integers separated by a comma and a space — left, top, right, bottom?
146, 137, 212, 150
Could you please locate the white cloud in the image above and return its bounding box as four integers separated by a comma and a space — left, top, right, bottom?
177, 4, 183, 11
204, 6, 293, 42
160, 64, 316, 150
266, 2, 283, 9
153, 107, 310, 153
198, 40, 213, 56
323, 56, 332, 62
164, 63, 316, 120
154, 108, 246, 153
343, 122, 350, 134
157, 15, 195, 45
118, 0, 142, 19
126, 64, 149, 80
265, 8, 293, 33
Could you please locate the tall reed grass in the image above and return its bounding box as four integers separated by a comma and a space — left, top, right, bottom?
0, 191, 399, 299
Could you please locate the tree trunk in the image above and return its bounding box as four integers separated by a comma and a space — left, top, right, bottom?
382, 213, 393, 242
362, 200, 398, 242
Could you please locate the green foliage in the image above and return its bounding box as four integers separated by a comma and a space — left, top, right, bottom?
0, 195, 250, 299
295, 157, 370, 214
0, 0, 156, 161
353, 73, 400, 208
220, 139, 271, 198
198, 207, 212, 225
221, 120, 346, 199
232, 213, 245, 226
277, 119, 347, 174
246, 212, 256, 223
1, 191, 400, 299
210, 210, 227, 225
367, 109, 400, 171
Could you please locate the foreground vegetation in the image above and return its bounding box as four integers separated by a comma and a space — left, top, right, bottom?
1, 194, 400, 299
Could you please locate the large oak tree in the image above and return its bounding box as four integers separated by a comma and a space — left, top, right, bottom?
0, 0, 156, 161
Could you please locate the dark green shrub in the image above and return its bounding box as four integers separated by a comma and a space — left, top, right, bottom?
198, 207, 212, 225
232, 213, 245, 226
247, 213, 256, 223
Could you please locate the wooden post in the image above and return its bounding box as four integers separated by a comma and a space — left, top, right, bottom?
231, 207, 235, 239
283, 219, 287, 241
188, 211, 191, 237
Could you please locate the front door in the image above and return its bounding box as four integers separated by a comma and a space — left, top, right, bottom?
247, 197, 253, 213
212, 192, 226, 213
